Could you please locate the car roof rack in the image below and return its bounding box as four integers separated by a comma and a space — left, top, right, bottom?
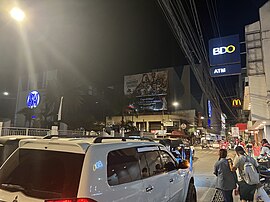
43, 135, 98, 139
93, 136, 154, 143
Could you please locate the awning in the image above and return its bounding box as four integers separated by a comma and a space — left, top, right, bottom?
247, 119, 270, 131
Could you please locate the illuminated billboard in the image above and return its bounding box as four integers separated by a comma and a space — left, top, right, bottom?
207, 100, 212, 118
26, 90, 40, 109
209, 35, 240, 66
124, 71, 168, 97
209, 35, 241, 77
135, 96, 167, 112
232, 98, 242, 108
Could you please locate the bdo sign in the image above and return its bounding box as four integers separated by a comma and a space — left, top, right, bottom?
209, 35, 241, 69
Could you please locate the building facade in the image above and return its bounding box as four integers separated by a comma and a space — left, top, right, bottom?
244, 1, 270, 143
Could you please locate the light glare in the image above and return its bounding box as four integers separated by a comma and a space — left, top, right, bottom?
172, 102, 179, 107
10, 7, 25, 22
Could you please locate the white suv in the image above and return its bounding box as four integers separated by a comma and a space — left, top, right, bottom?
0, 136, 196, 202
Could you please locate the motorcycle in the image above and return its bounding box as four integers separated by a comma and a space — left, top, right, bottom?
257, 158, 270, 195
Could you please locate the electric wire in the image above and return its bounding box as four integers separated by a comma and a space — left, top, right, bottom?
211, 0, 221, 38
157, 0, 238, 121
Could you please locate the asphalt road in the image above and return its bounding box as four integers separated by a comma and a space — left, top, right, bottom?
193, 147, 240, 202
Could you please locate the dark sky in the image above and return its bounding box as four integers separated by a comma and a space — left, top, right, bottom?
0, 0, 268, 119
0, 0, 185, 92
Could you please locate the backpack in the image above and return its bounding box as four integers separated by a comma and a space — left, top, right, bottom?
242, 156, 260, 185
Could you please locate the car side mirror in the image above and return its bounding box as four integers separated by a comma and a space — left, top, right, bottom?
178, 159, 190, 169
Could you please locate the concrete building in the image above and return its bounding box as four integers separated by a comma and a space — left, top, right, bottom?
244, 1, 270, 143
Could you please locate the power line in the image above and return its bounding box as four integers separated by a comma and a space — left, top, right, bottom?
157, 0, 238, 121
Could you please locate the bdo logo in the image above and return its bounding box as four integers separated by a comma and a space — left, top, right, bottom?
213, 45, 235, 56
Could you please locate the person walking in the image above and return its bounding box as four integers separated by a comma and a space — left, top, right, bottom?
214, 149, 237, 202
259, 138, 270, 158
231, 146, 258, 202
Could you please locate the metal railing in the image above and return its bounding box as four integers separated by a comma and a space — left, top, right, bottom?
58, 130, 88, 136
0, 127, 50, 137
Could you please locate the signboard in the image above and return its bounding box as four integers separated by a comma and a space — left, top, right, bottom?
26, 90, 40, 109
163, 121, 174, 127
209, 35, 240, 66
235, 123, 247, 131
232, 98, 242, 108
221, 113, 226, 130
207, 100, 212, 118
124, 71, 168, 97
209, 64, 241, 77
231, 127, 240, 137
134, 96, 167, 112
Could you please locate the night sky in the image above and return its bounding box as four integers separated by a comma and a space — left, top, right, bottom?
0, 0, 268, 120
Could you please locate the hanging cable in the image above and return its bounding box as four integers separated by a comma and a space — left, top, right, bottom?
157, 0, 238, 121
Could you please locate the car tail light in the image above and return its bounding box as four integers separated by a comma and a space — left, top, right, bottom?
45, 198, 97, 202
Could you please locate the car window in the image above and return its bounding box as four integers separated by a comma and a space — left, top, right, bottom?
160, 150, 177, 172
107, 148, 141, 186
0, 149, 84, 199
0, 140, 19, 166
138, 152, 150, 178
140, 151, 164, 176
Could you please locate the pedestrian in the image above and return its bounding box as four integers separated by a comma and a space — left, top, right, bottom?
246, 142, 253, 156
231, 146, 258, 202
214, 149, 237, 202
259, 138, 270, 158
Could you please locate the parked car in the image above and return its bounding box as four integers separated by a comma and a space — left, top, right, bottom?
0, 136, 196, 202
0, 135, 42, 167
156, 138, 195, 161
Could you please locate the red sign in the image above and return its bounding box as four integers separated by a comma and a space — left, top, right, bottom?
235, 123, 247, 132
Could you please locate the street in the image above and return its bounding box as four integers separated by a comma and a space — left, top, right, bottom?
193, 147, 240, 202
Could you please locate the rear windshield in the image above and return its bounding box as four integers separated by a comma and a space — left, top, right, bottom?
0, 140, 20, 166
0, 148, 84, 199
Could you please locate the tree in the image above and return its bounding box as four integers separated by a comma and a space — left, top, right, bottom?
17, 107, 35, 127
40, 73, 84, 127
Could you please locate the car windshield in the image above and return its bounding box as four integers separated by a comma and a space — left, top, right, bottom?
0, 148, 84, 199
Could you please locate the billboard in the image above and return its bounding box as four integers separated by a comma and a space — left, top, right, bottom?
209, 35, 240, 66
133, 96, 167, 112
124, 71, 168, 97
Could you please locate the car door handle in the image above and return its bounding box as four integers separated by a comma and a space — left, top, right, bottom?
169, 178, 174, 183
146, 186, 154, 192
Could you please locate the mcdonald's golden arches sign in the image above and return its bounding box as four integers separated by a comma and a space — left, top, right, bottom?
232, 99, 242, 107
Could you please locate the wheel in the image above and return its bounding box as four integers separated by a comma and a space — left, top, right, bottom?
185, 183, 197, 202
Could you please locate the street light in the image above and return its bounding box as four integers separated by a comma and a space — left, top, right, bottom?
3, 92, 9, 96
9, 7, 25, 22
172, 101, 179, 107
